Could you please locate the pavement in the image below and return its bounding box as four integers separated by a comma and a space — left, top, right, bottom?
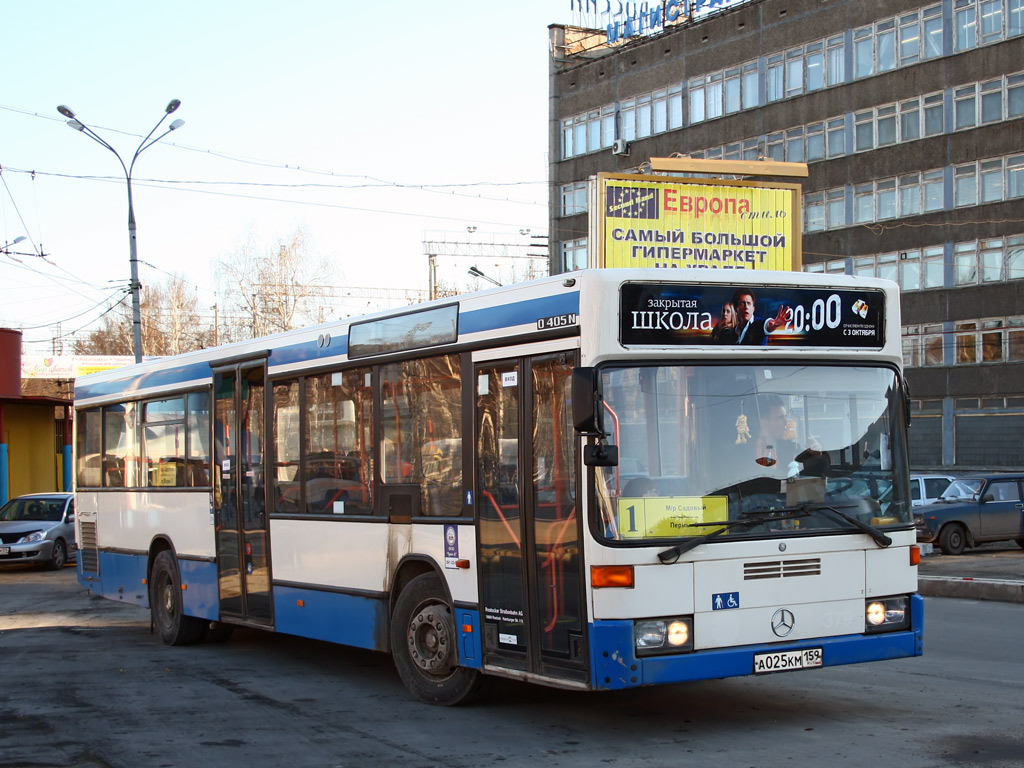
917, 540, 1024, 603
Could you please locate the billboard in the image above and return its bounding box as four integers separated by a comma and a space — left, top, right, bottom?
619, 283, 886, 348
592, 173, 801, 272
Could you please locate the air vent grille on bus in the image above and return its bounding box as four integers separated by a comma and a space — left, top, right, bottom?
79, 521, 99, 574
744, 558, 821, 580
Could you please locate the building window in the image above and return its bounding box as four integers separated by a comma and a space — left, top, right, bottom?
668, 86, 683, 130
827, 117, 846, 157
955, 321, 978, 364
981, 239, 1004, 282
877, 104, 898, 145
1008, 74, 1024, 117
804, 192, 825, 232
819, 35, 842, 88
954, 85, 977, 129
742, 61, 759, 109
981, 159, 1004, 202
622, 98, 636, 141
923, 4, 944, 57
954, 241, 979, 284
923, 324, 945, 366
637, 93, 652, 138
899, 11, 921, 64
688, 80, 705, 124
766, 54, 784, 101
1008, 236, 1024, 279
954, 163, 978, 207
923, 169, 945, 212
1008, 155, 1024, 197
877, 19, 897, 71
901, 99, 921, 141
980, 79, 1003, 122
900, 173, 921, 216
826, 188, 846, 228
855, 111, 874, 151
877, 179, 897, 219
955, 0, 979, 50
706, 73, 723, 120
562, 239, 587, 272
806, 42, 824, 91
786, 48, 804, 97
854, 27, 874, 78
923, 246, 945, 288
560, 182, 588, 217
854, 183, 874, 223
1010, 0, 1024, 36
806, 122, 825, 161
900, 250, 922, 291
980, 0, 1003, 43
923, 92, 944, 135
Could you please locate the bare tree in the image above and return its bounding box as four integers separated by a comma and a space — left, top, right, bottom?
75, 275, 215, 357
216, 227, 335, 340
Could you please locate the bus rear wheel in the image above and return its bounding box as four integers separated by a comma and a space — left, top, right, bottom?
150, 550, 208, 646
390, 573, 481, 706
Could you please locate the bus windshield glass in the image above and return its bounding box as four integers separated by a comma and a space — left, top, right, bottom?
595, 364, 911, 543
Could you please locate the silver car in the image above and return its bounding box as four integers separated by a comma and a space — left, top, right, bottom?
0, 493, 76, 570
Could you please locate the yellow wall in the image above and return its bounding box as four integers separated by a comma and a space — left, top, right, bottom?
4, 404, 59, 497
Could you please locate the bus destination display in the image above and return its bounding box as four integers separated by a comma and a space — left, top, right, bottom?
620, 282, 885, 348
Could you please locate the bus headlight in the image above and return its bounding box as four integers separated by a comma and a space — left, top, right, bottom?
634, 617, 694, 656
865, 596, 909, 633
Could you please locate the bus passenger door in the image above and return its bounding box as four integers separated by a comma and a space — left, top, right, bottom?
475, 352, 586, 681
213, 364, 272, 626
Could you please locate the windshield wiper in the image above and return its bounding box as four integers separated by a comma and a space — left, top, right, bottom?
657, 508, 813, 564
813, 503, 892, 548
656, 501, 892, 564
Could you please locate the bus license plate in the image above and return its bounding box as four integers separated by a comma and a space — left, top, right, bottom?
753, 647, 823, 674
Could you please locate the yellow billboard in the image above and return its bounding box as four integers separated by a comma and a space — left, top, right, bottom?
594, 173, 801, 271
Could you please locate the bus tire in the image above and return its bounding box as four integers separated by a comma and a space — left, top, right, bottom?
150, 550, 207, 646
390, 573, 481, 706
938, 523, 967, 556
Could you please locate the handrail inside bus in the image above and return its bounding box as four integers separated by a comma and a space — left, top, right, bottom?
481, 490, 521, 550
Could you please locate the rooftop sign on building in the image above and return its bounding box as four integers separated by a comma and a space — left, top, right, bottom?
567, 0, 757, 44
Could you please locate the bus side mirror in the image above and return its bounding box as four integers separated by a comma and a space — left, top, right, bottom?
571, 367, 602, 435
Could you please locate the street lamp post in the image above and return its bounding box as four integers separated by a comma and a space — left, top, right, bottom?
468, 265, 501, 287
57, 100, 185, 363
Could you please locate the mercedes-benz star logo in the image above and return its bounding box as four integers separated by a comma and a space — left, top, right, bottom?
771, 608, 795, 637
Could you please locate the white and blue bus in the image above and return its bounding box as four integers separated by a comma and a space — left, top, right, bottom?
74, 269, 922, 704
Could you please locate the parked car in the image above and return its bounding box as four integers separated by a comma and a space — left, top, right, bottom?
0, 492, 76, 570
914, 474, 1024, 555
909, 474, 955, 507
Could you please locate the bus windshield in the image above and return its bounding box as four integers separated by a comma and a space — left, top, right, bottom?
594, 363, 911, 543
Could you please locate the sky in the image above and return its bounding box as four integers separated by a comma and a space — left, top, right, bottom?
1, 1, 577, 354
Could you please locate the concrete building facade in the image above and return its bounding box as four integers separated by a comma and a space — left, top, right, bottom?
548, 0, 1024, 472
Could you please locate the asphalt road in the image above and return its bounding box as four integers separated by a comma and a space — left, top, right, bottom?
1, 565, 1023, 768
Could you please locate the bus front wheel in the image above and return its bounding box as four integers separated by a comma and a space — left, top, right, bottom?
390, 573, 481, 706
150, 550, 208, 646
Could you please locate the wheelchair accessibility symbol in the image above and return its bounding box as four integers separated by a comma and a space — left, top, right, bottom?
712, 592, 740, 610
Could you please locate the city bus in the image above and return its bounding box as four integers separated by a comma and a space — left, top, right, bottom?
73, 268, 923, 705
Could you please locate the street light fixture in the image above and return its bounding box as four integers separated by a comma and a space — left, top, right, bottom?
468, 265, 501, 287
56, 99, 185, 363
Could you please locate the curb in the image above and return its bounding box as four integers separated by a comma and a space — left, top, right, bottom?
918, 575, 1024, 603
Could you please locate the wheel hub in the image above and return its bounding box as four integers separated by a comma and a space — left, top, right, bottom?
408, 603, 454, 676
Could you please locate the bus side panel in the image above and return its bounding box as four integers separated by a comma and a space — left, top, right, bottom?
85, 550, 149, 606
178, 558, 220, 621
273, 585, 388, 651
589, 595, 923, 690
